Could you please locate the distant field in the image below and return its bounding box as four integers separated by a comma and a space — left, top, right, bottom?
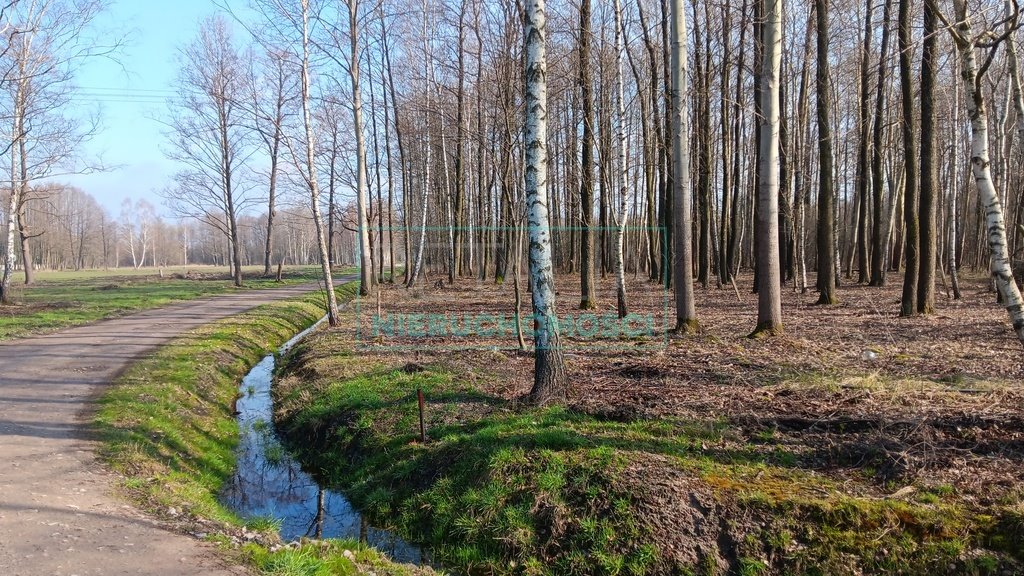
0, 265, 350, 340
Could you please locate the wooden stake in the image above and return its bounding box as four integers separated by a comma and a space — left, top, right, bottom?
417, 388, 426, 442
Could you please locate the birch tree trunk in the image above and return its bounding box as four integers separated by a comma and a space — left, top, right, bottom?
612, 0, 629, 319
453, 0, 467, 279
1, 178, 16, 304
670, 0, 698, 333
752, 0, 784, 337
950, 0, 1024, 346
524, 0, 567, 406
1, 93, 22, 304
300, 0, 339, 326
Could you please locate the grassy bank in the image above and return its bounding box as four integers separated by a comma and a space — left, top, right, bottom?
0, 265, 338, 340
274, 336, 1024, 576
95, 284, 432, 576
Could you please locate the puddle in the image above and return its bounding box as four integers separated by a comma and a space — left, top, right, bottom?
221, 318, 425, 564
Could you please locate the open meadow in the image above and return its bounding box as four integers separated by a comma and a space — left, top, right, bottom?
0, 265, 340, 340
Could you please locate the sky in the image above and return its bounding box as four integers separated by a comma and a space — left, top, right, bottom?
62, 0, 251, 214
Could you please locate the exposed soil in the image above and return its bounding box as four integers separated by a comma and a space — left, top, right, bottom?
355, 271, 1024, 516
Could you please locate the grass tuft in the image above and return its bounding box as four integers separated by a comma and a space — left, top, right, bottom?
274, 340, 1024, 576
95, 285, 429, 575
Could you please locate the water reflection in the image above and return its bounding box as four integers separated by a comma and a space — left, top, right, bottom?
221, 322, 423, 564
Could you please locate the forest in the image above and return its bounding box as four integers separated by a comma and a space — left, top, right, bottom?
2, 0, 1024, 572
2, 0, 1024, 341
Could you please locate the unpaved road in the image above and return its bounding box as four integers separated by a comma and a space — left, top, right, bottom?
0, 283, 327, 576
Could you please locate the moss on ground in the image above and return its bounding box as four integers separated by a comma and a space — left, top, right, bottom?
274, 343, 1024, 576
95, 284, 431, 576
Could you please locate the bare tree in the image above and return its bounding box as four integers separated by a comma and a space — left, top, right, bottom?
671, 0, 698, 333
523, 0, 566, 406
346, 0, 374, 295
751, 0, 784, 337
120, 198, 156, 270
1, 0, 111, 300
247, 47, 297, 277
162, 16, 253, 287
612, 0, 629, 318
815, 0, 838, 305
943, 0, 1024, 346
898, 0, 919, 317
298, 0, 340, 324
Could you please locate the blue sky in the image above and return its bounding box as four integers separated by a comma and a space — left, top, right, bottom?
64, 0, 249, 213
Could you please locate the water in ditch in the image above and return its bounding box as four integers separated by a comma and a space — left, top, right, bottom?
220, 319, 425, 565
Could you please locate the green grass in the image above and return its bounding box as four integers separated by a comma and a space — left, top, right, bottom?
273, 348, 1024, 576
0, 265, 352, 340
94, 284, 429, 576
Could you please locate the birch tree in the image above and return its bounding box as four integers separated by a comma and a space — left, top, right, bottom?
1008, 0, 1024, 145
612, 0, 629, 319
523, 0, 567, 406
946, 0, 1024, 346
405, 0, 432, 289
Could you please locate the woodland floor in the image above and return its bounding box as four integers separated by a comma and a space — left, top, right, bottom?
371, 270, 1024, 493
275, 269, 1024, 574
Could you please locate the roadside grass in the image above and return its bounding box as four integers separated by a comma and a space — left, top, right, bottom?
274, 344, 1024, 576
0, 265, 351, 340
94, 283, 431, 576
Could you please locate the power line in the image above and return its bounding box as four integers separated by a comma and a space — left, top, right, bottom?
76, 85, 178, 95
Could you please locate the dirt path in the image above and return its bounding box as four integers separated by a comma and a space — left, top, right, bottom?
0, 282, 330, 576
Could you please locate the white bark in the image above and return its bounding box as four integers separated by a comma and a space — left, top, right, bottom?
952, 0, 1024, 346
524, 0, 565, 404
1, 105, 20, 303
1, 180, 16, 303
612, 0, 629, 318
